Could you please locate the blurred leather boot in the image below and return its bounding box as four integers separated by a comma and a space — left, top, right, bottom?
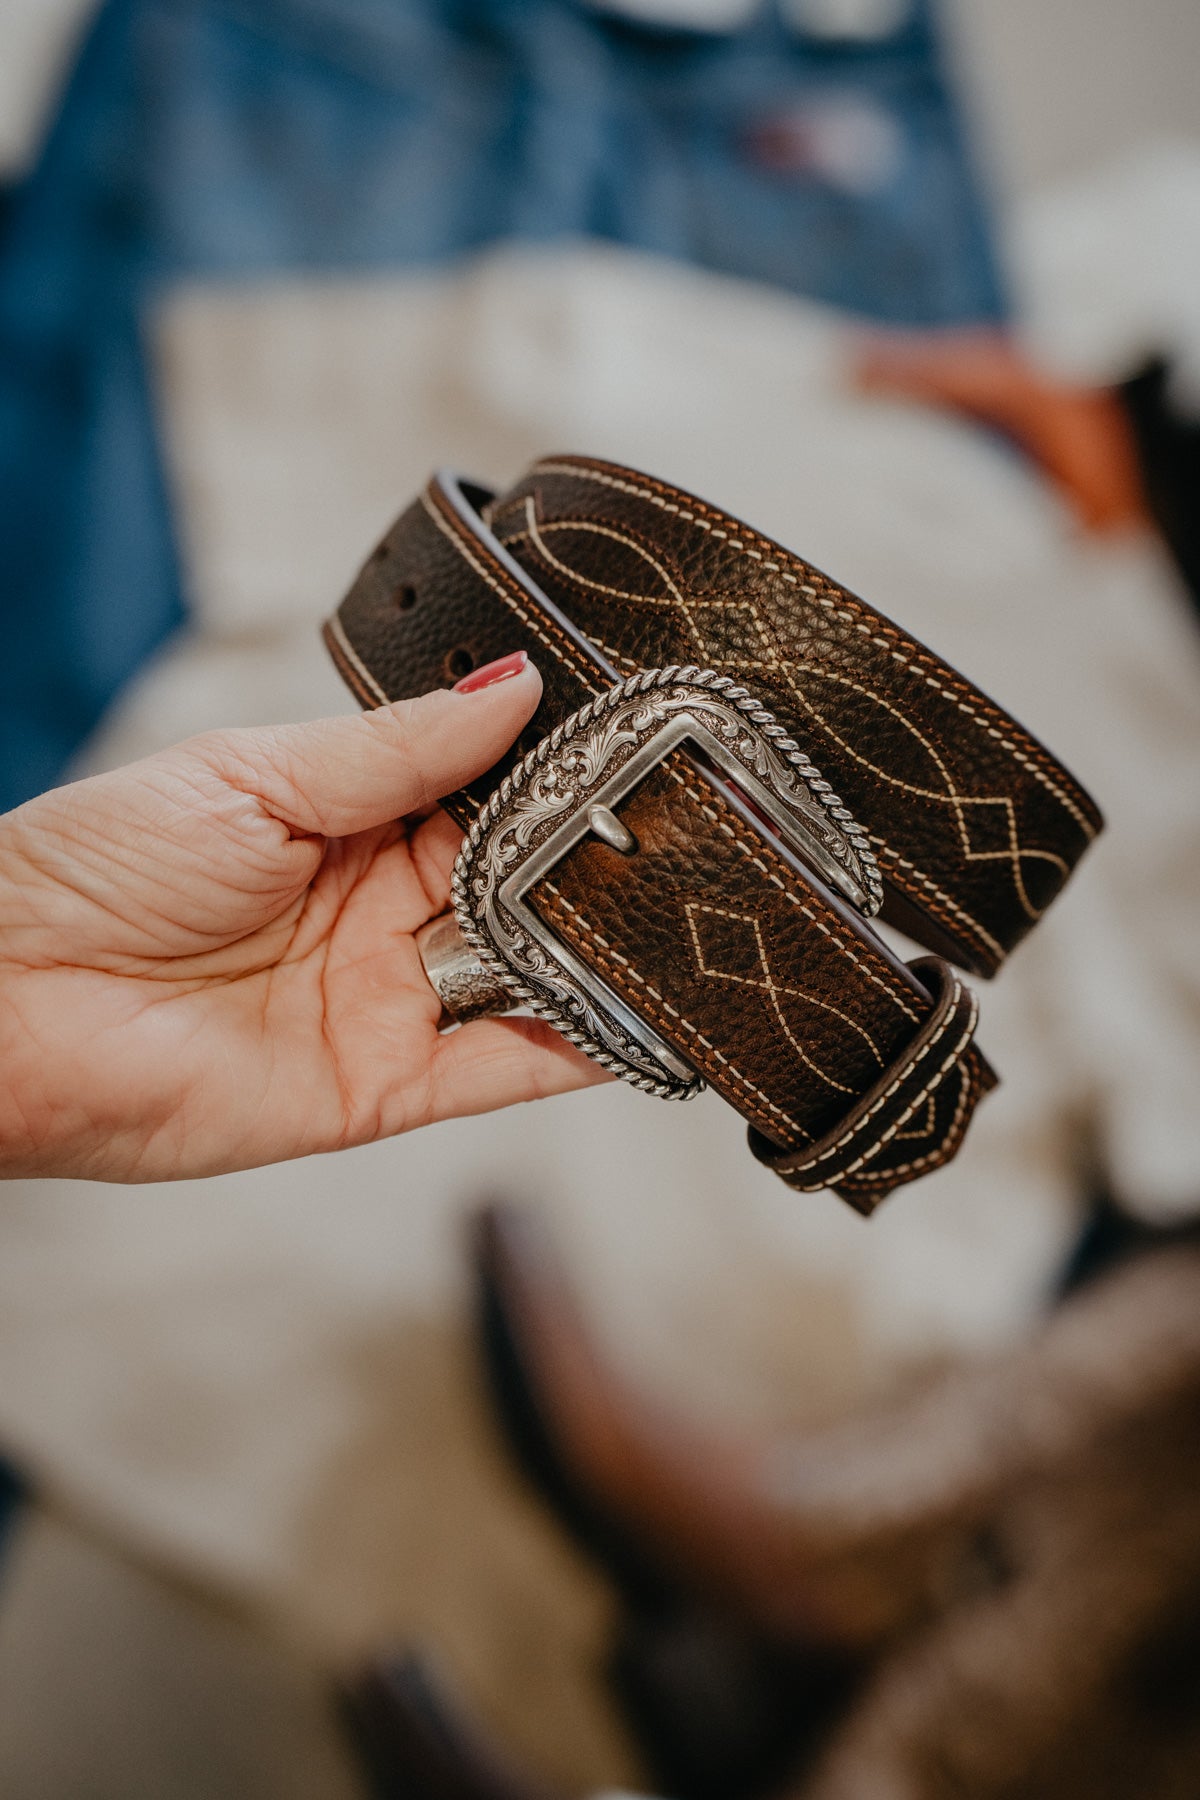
475, 1202, 917, 1648
474, 1205, 871, 1799
343, 1650, 562, 1800
476, 1206, 1200, 1800
607, 1599, 859, 1800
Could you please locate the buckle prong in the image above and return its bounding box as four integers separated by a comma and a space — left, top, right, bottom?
586, 804, 638, 855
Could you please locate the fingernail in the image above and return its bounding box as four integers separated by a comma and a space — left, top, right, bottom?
452, 650, 530, 694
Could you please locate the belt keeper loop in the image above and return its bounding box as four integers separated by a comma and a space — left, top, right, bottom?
747, 958, 992, 1210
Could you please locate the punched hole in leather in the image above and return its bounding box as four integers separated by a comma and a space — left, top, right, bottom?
325, 457, 1099, 1210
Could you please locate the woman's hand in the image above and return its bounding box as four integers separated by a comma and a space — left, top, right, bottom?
0, 654, 605, 1182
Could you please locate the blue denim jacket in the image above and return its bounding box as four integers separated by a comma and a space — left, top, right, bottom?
0, 0, 1004, 806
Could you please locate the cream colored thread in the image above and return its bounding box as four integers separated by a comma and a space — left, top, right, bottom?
672, 632, 1031, 944
805, 977, 971, 1166
420, 491, 604, 693
514, 482, 1071, 933
684, 901, 885, 1083
827, 1065, 975, 1195
540, 882, 805, 1137
453, 532, 909, 1004
868, 837, 1006, 966
541, 759, 921, 1123
325, 614, 389, 706
783, 984, 978, 1186
522, 502, 690, 607
484, 495, 530, 537
520, 502, 1061, 922
792, 1055, 975, 1190
501, 517, 770, 667
844, 1062, 975, 1188
531, 461, 1097, 836
665, 766, 921, 1023
778, 664, 1069, 917
594, 640, 642, 671
896, 1092, 938, 1142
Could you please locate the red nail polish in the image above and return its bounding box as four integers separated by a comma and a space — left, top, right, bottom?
452, 650, 530, 693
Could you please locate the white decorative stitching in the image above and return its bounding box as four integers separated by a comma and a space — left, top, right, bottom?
506, 500, 1065, 933
782, 984, 979, 1189
665, 767, 921, 1023
684, 901, 885, 1091
778, 666, 1068, 919
845, 1061, 976, 1188
867, 836, 1006, 967
530, 460, 1098, 839
896, 1092, 938, 1142
325, 614, 389, 706
540, 881, 806, 1138
421, 491, 605, 694
522, 501, 689, 608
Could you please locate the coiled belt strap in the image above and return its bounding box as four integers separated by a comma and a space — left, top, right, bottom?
325, 456, 1102, 1212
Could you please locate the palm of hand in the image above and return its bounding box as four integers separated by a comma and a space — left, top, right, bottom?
0, 682, 601, 1182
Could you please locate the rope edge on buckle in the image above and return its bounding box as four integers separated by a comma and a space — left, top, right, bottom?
447, 892, 701, 1100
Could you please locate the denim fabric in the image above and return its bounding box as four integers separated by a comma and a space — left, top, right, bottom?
0, 0, 1005, 807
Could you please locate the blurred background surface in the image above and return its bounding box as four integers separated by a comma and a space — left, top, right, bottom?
0, 4, 1198, 1797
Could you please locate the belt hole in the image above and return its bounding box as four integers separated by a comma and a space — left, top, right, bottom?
393, 584, 418, 611
444, 647, 474, 683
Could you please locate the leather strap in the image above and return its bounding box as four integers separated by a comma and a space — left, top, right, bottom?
748, 957, 980, 1203
325, 457, 1101, 1211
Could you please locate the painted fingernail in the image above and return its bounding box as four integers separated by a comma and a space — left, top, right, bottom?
452, 650, 530, 693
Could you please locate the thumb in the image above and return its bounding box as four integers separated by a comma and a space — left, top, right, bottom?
198, 653, 542, 836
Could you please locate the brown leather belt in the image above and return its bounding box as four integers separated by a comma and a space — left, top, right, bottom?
324, 456, 1102, 1212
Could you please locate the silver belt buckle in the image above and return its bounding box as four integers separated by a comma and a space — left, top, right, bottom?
451, 667, 882, 1096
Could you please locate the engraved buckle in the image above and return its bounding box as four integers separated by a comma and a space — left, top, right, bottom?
450, 667, 882, 1097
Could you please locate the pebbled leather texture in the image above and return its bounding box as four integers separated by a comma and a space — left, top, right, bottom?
324, 456, 1102, 1212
